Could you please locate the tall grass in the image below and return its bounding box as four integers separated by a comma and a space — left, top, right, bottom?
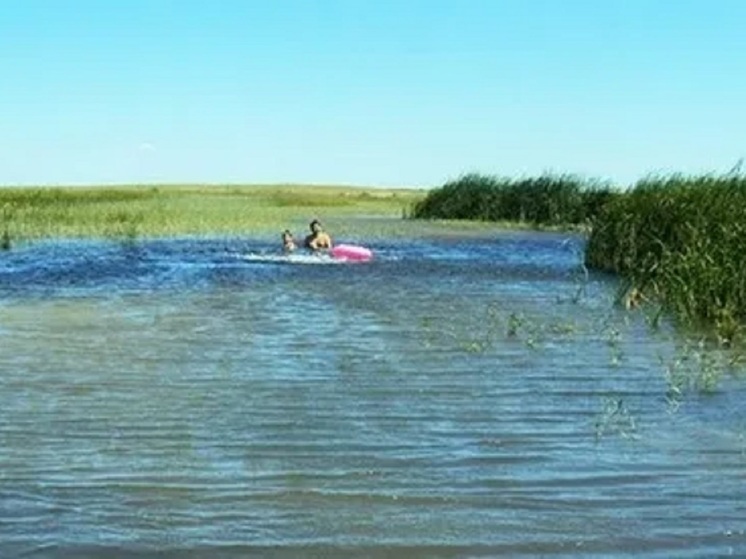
0, 185, 424, 243
586, 174, 746, 342
411, 173, 617, 227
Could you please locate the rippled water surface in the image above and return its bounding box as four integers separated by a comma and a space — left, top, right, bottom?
1, 228, 745, 558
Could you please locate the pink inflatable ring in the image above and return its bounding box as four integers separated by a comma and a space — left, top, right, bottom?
330, 244, 373, 262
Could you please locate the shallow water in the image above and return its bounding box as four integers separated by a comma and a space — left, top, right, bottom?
1, 228, 745, 558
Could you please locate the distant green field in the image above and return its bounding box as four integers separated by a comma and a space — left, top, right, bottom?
0, 184, 426, 245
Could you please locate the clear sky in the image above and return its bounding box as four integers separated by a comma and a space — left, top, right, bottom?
2, 0, 745, 187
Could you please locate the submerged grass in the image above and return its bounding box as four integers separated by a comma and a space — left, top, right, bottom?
0, 184, 425, 243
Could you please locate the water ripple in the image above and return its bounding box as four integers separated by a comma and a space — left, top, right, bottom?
1, 233, 745, 557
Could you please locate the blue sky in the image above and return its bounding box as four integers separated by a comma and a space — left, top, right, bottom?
2, 0, 745, 187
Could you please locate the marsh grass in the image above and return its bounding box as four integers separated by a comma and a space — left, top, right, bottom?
0, 184, 425, 244
660, 340, 737, 408
586, 174, 746, 344
411, 172, 617, 228
595, 397, 638, 441
420, 286, 743, 405
420, 300, 582, 355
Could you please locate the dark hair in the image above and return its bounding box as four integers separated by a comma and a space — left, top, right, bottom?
309, 219, 322, 230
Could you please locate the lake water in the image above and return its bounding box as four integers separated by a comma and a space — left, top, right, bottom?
1, 228, 745, 558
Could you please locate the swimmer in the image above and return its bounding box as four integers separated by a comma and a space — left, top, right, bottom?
281, 230, 296, 252
303, 219, 332, 251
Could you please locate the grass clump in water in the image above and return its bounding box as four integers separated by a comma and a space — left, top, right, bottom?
586, 173, 746, 344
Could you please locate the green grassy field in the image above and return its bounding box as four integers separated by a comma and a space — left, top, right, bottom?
0, 184, 425, 246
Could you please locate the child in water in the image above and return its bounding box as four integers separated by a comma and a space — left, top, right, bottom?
281, 230, 296, 252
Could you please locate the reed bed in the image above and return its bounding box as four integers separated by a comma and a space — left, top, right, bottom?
585, 174, 746, 342
410, 173, 616, 227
